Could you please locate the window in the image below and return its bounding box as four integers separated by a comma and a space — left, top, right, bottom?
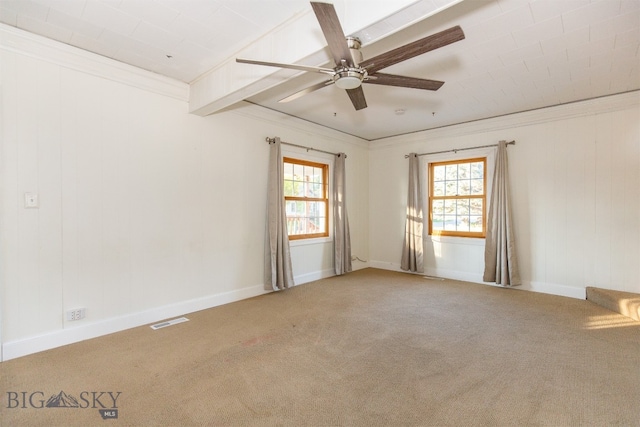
428, 157, 486, 238
283, 157, 329, 240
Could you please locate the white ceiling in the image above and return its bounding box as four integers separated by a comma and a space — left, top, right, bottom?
0, 0, 318, 82
1, 0, 639, 140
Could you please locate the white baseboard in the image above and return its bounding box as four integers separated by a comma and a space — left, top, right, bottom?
2, 267, 339, 361
294, 268, 336, 285
2, 284, 269, 361
521, 281, 586, 300
2, 266, 586, 361
369, 260, 586, 299
423, 267, 484, 284
368, 260, 405, 272
369, 261, 484, 284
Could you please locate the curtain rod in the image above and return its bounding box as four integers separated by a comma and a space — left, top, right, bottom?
405, 140, 515, 158
266, 137, 346, 158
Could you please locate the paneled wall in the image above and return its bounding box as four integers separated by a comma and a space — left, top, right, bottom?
369, 93, 640, 298
0, 27, 369, 360
1, 23, 637, 361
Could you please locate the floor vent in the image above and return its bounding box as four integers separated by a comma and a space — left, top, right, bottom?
150, 317, 189, 330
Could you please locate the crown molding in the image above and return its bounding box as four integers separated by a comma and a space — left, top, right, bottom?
229, 101, 370, 150
370, 91, 640, 149
0, 23, 189, 102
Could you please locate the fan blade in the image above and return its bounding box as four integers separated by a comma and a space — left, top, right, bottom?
279, 80, 334, 103
346, 86, 367, 110
365, 73, 444, 91
236, 58, 335, 75
359, 26, 465, 74
311, 2, 353, 66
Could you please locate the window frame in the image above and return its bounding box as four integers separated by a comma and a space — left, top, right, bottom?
428, 157, 487, 238
283, 156, 330, 241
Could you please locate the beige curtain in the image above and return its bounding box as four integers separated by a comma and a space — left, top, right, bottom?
333, 153, 352, 275
483, 141, 521, 286
264, 137, 295, 291
401, 153, 424, 273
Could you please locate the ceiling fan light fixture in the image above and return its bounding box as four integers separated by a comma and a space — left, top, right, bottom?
334, 69, 364, 90
335, 75, 362, 90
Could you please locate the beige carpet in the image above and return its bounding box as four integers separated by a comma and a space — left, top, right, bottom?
1, 268, 639, 426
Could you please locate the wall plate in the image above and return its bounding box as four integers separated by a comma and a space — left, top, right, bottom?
24, 193, 39, 208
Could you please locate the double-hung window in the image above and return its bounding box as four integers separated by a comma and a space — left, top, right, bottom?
428, 157, 486, 238
283, 157, 329, 240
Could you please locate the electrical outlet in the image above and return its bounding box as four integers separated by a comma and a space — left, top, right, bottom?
66, 308, 86, 321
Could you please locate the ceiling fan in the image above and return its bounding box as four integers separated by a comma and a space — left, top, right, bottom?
236, 1, 465, 111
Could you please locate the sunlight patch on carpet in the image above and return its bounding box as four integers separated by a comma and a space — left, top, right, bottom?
584, 314, 640, 330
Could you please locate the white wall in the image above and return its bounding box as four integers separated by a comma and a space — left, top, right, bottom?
0, 26, 369, 360
2, 22, 638, 362
369, 92, 640, 299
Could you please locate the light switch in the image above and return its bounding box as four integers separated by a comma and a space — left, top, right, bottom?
24, 193, 39, 208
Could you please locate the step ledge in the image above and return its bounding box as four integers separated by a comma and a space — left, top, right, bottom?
586, 287, 640, 322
